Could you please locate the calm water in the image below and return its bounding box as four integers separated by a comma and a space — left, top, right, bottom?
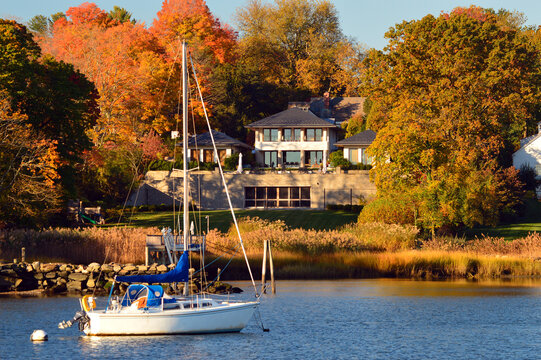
1, 279, 540, 359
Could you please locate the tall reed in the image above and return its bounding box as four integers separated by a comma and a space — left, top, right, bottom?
0, 227, 156, 264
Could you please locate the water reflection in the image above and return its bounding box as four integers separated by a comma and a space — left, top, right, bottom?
2, 279, 540, 360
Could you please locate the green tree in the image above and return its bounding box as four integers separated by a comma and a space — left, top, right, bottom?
0, 20, 98, 224
108, 6, 136, 24
28, 15, 50, 35
361, 6, 541, 229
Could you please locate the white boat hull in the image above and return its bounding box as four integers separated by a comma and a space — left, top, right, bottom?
84, 301, 259, 336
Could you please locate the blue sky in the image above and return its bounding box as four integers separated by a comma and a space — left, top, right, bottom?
2, 0, 541, 50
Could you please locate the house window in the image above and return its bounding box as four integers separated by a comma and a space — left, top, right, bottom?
306, 151, 323, 166
294, 129, 301, 141
263, 129, 278, 141
349, 149, 358, 164
245, 186, 310, 208
284, 151, 301, 166
306, 128, 322, 141
283, 129, 292, 141
264, 151, 278, 167
203, 149, 214, 163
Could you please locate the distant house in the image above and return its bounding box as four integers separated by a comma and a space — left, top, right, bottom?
334, 130, 376, 165
246, 107, 339, 168
180, 130, 251, 165
513, 123, 541, 196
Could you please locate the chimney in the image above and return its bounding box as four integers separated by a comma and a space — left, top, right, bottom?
323, 92, 330, 109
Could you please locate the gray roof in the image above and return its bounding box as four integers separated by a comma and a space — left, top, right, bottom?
178, 130, 251, 149
335, 130, 376, 147
310, 97, 365, 123
246, 107, 337, 128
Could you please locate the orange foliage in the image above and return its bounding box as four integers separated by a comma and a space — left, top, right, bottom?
41, 3, 168, 144
151, 0, 237, 64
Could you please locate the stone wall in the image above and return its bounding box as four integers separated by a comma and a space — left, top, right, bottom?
129, 170, 377, 209
0, 262, 236, 295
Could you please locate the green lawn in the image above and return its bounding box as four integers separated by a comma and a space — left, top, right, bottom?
463, 200, 541, 240
106, 209, 359, 233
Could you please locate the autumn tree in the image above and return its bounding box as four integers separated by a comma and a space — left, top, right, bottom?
41, 3, 166, 145
360, 7, 541, 230
0, 91, 62, 226
235, 0, 364, 96
0, 19, 98, 225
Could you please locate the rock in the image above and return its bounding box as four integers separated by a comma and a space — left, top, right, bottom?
67, 280, 83, 292
168, 264, 175, 270
45, 272, 57, 279
52, 283, 67, 293
123, 265, 136, 272
56, 278, 67, 285
117, 270, 128, 276
137, 265, 148, 272
26, 265, 34, 272
0, 269, 16, 277
0, 277, 12, 291
101, 264, 113, 272
15, 278, 37, 291
34, 273, 44, 280
59, 264, 68, 271
32, 262, 40, 272
68, 273, 88, 282
65, 265, 73, 272
87, 278, 95, 288
40, 264, 57, 273
88, 262, 100, 270
113, 265, 122, 272
157, 265, 168, 272
58, 271, 69, 279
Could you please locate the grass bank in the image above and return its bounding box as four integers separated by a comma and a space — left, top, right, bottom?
2, 218, 540, 280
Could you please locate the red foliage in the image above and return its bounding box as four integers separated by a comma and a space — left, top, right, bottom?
65, 2, 108, 25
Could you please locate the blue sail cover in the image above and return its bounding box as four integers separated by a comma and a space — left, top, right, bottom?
116, 251, 190, 284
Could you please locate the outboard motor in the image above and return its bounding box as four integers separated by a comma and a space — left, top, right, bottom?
58, 311, 89, 332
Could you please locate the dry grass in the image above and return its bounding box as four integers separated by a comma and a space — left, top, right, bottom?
422, 233, 541, 258
0, 227, 156, 264
206, 217, 418, 255
1, 218, 540, 280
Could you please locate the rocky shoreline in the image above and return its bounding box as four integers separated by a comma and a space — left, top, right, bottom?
0, 261, 240, 296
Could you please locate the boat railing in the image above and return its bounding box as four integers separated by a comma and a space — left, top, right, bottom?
145, 234, 205, 265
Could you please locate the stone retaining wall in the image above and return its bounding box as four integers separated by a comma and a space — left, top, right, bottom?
0, 261, 235, 295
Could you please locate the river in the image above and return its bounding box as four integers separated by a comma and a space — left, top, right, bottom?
1, 279, 540, 359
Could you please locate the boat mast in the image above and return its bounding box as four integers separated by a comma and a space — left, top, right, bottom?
182, 40, 189, 296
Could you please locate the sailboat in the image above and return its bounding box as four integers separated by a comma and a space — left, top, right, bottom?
58, 41, 260, 336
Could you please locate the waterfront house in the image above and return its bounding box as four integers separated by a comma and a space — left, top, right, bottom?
334, 130, 377, 165
513, 122, 541, 196
246, 107, 338, 168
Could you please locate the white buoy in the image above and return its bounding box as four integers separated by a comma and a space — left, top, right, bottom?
30, 329, 48, 341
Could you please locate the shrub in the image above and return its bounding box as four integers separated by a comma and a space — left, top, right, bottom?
358, 192, 417, 225
518, 164, 540, 192
329, 150, 351, 168
148, 159, 173, 171
224, 153, 240, 171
